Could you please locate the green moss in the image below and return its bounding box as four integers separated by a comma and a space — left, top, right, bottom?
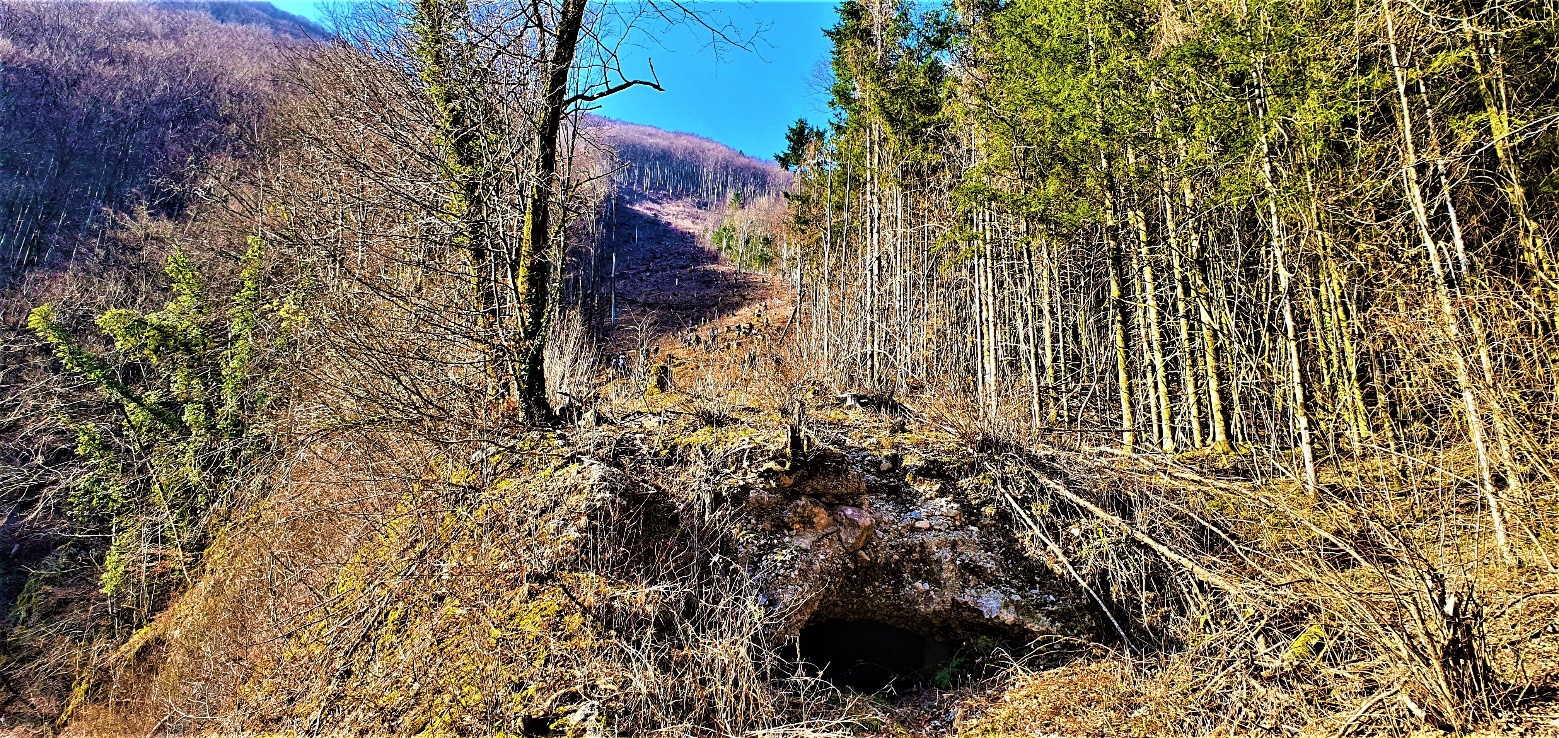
1285, 621, 1326, 663
673, 424, 764, 451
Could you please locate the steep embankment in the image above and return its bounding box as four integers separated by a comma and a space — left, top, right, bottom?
590, 119, 794, 362
0, 1, 314, 728
63, 397, 1095, 735
594, 186, 784, 350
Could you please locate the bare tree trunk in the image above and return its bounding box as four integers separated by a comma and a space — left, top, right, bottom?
1167, 185, 1203, 449
1107, 206, 1136, 453
1191, 188, 1235, 454
1440, 161, 1524, 496
1385, 0, 1515, 564
1255, 55, 1319, 493
1019, 234, 1044, 427
1133, 203, 1175, 452
1039, 235, 1059, 423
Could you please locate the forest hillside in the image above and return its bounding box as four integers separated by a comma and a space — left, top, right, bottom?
1, 0, 1558, 737
596, 116, 792, 204
0, 1, 320, 275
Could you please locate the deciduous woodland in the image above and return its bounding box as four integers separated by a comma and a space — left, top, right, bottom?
2, 0, 1559, 736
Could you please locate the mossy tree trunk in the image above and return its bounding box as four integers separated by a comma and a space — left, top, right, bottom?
414, 0, 504, 404
516, 0, 588, 422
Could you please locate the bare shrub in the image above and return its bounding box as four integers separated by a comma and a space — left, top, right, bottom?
547, 309, 602, 416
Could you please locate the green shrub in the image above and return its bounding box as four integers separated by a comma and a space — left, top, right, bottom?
28, 238, 277, 616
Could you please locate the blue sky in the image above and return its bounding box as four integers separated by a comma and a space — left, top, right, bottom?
271, 1, 837, 159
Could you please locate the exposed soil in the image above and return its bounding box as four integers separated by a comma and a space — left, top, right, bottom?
598, 193, 791, 356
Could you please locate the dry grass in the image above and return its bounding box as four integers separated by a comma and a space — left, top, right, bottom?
548, 309, 604, 415
56, 404, 871, 736
963, 659, 1184, 737
937, 439, 1559, 737
45, 358, 1559, 737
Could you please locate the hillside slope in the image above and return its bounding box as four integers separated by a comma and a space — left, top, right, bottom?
152, 1, 329, 38
0, 11, 802, 732
594, 116, 791, 205
576, 116, 792, 358
4, 2, 1559, 737
0, 1, 309, 276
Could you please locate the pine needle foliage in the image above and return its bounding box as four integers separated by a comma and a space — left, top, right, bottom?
27, 239, 277, 617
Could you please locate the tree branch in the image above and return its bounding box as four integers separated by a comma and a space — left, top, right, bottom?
565, 58, 662, 106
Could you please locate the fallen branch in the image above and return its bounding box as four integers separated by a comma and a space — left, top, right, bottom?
1032, 475, 1249, 598
1002, 488, 1135, 655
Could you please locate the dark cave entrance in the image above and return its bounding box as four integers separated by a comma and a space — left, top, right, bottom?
796, 618, 954, 694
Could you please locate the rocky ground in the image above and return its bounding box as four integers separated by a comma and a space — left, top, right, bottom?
576, 191, 1098, 730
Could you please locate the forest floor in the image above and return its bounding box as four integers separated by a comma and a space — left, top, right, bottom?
587, 194, 1024, 735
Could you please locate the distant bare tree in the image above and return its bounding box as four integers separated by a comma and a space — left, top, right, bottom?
601, 118, 791, 204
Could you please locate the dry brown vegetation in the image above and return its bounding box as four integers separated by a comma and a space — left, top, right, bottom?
2, 0, 1559, 736
765, 0, 1559, 729
0, 1, 296, 273
59, 420, 863, 735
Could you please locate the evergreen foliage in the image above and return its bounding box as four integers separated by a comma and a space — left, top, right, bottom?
27, 240, 275, 613
775, 118, 822, 171
790, 0, 1559, 471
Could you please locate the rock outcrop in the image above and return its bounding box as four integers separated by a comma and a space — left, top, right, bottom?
742, 444, 1085, 646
